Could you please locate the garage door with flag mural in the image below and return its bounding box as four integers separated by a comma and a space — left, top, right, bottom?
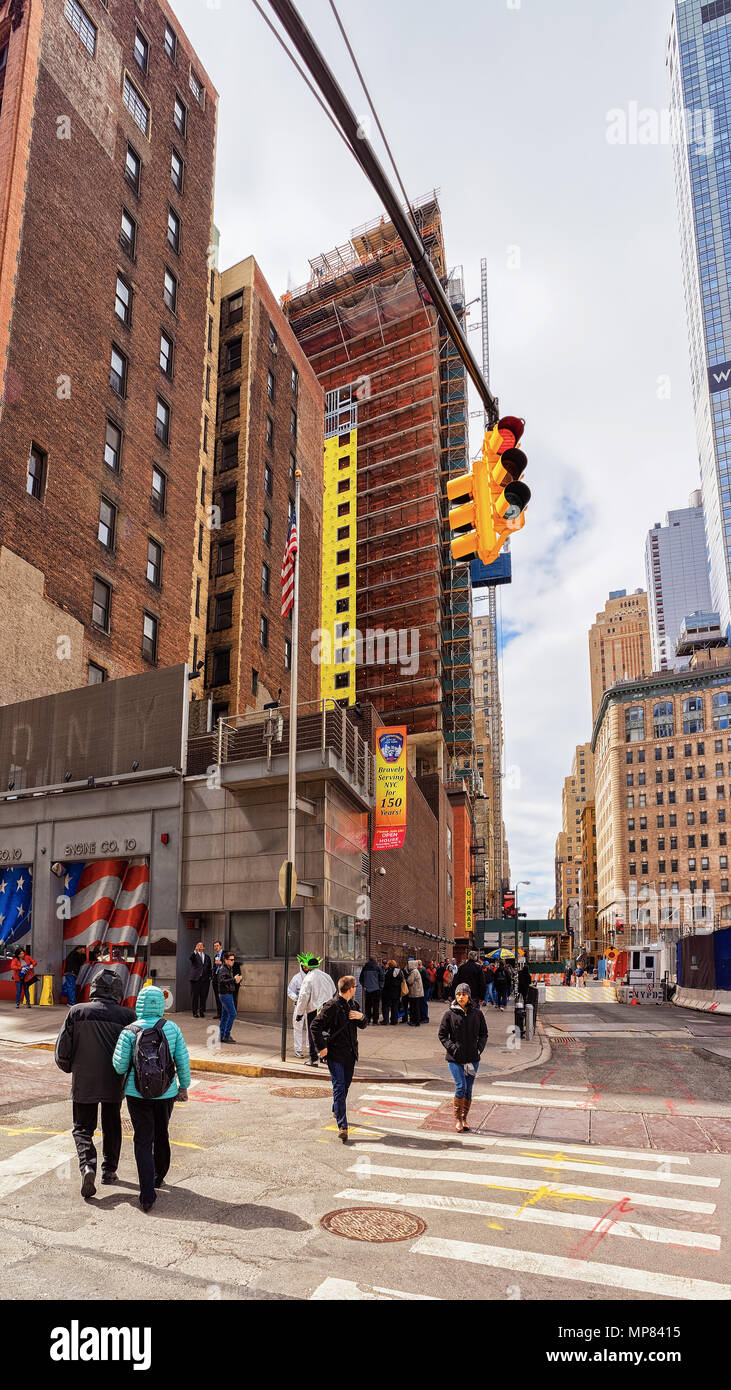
61, 857, 150, 1007
0, 864, 33, 948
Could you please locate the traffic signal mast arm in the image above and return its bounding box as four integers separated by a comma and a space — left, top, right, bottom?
447, 417, 531, 566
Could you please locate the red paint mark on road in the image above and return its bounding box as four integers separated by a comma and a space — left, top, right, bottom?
633, 1087, 652, 1092
568, 1197, 636, 1258
189, 1087, 239, 1104
665, 1100, 677, 1115
540, 1070, 557, 1087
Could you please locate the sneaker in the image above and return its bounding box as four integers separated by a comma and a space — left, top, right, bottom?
101, 1172, 118, 1186
305, 1059, 319, 1067
338, 1128, 349, 1143
81, 1168, 96, 1200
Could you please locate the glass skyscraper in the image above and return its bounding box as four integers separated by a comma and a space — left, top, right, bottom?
669, 0, 731, 637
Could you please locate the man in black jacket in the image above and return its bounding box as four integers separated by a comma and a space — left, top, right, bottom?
54, 969, 136, 1199
310, 975, 366, 1143
452, 951, 486, 1005
189, 942, 213, 1018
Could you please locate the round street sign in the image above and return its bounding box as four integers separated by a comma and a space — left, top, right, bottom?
278, 860, 297, 907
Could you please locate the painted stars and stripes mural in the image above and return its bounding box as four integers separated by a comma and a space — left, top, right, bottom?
0, 865, 33, 948
62, 858, 150, 1007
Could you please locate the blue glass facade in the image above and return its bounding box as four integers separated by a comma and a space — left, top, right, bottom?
670, 1, 731, 636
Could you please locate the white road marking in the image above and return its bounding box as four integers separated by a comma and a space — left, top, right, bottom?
362, 1084, 596, 1111
346, 1161, 716, 1214
491, 1080, 594, 1092
350, 1142, 719, 1188
353, 1121, 692, 1166
335, 1188, 721, 1251
359, 1107, 438, 1121
412, 1235, 731, 1300
0, 1134, 77, 1199
359, 1094, 443, 1109
310, 1277, 436, 1301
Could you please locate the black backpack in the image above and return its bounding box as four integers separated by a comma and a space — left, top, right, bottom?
131, 1019, 176, 1099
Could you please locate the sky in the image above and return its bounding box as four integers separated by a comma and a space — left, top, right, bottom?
173, 0, 697, 918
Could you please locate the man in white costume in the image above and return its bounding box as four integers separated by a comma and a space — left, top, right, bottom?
295, 956, 336, 1066
287, 955, 310, 1058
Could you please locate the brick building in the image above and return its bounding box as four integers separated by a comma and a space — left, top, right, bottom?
205, 257, 323, 719
589, 589, 653, 723
592, 653, 731, 950
0, 0, 217, 703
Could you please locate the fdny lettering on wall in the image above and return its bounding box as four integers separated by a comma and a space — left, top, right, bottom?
0, 0, 26, 31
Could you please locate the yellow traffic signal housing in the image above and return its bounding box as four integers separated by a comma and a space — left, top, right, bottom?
447, 415, 530, 566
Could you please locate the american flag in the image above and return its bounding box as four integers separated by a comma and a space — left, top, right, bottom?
62, 858, 150, 1007
281, 515, 298, 618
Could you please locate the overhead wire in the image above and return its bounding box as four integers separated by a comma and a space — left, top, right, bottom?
250, 0, 355, 159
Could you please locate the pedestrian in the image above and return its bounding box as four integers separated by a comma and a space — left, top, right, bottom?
54, 968, 136, 1199
417, 959, 431, 1023
517, 961, 532, 1004
287, 954, 311, 1057
188, 940, 212, 1019
452, 951, 486, 1006
217, 951, 242, 1043
441, 961, 453, 999
211, 940, 224, 1019
61, 945, 85, 1006
404, 958, 423, 1026
295, 956, 337, 1066
438, 982, 487, 1133
381, 959, 403, 1024
310, 975, 366, 1143
359, 955, 385, 1025
493, 961, 510, 1010
11, 947, 37, 1008
112, 985, 190, 1213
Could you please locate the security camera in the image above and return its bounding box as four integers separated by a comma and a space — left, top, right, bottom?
378, 866, 386, 876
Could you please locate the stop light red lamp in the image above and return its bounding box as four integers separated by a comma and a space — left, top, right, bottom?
447, 416, 531, 566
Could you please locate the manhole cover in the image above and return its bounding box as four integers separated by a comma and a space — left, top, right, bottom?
320, 1207, 426, 1242
270, 1086, 332, 1098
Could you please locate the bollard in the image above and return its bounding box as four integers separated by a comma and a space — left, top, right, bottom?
39, 975, 54, 1007
525, 1003, 534, 1041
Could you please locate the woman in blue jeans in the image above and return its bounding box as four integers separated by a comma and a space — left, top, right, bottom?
437, 982, 488, 1133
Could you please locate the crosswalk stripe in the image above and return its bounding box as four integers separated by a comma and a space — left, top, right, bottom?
359, 1107, 436, 1121
0, 1134, 77, 1199
346, 1161, 717, 1214
363, 1084, 595, 1112
310, 1276, 436, 1301
359, 1095, 443, 1109
334, 1188, 721, 1251
412, 1234, 731, 1300
353, 1121, 692, 1166
349, 1142, 719, 1189
491, 1080, 594, 1093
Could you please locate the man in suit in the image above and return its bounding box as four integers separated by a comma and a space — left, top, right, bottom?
211, 940, 224, 1019
189, 941, 212, 1018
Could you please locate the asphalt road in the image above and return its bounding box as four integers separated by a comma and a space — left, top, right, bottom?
1, 1000, 730, 1302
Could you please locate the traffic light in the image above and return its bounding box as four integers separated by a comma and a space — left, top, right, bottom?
447, 416, 530, 566
502, 890, 516, 920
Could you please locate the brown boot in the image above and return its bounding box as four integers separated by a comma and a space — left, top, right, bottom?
454, 1097, 464, 1132
462, 1098, 472, 1132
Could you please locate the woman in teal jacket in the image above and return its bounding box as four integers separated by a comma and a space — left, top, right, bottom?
113, 985, 191, 1212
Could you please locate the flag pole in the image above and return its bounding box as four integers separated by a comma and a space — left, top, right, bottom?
280, 470, 301, 1062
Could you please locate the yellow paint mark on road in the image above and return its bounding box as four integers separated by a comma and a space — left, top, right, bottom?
324, 1124, 385, 1137
170, 1140, 205, 1150
486, 1223, 503, 1230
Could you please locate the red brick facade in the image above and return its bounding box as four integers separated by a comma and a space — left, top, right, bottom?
0, 0, 217, 692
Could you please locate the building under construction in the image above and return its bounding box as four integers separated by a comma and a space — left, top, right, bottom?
283, 191, 474, 776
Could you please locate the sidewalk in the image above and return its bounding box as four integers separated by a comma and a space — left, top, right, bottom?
0, 999, 548, 1083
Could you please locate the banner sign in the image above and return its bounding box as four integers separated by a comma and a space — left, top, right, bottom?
372, 726, 407, 851
465, 887, 473, 935
709, 360, 731, 393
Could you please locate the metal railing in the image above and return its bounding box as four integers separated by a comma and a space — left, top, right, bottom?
187, 699, 374, 797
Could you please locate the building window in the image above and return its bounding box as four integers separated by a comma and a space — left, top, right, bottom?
260, 614, 269, 649
228, 292, 243, 325
218, 487, 236, 523
289, 452, 296, 481
336, 548, 350, 565
226, 338, 242, 371
683, 697, 704, 734
713, 692, 731, 730
291, 366, 299, 395
211, 648, 230, 685
197, 522, 203, 561
252, 669, 258, 696
114, 274, 132, 326
164, 22, 177, 62
447, 872, 453, 898
266, 416, 274, 448
336, 573, 349, 590
195, 577, 201, 618
263, 510, 271, 544
156, 397, 170, 445
125, 144, 141, 193
65, 0, 97, 55
219, 435, 238, 472
88, 662, 106, 685
92, 578, 111, 631
189, 67, 204, 103
267, 369, 275, 401
214, 593, 233, 631
269, 322, 278, 351
625, 706, 645, 742
337, 478, 350, 494
170, 147, 184, 192
27, 444, 46, 499
223, 387, 240, 420
133, 27, 149, 73
335, 598, 349, 614
151, 466, 166, 513
290, 408, 297, 439
110, 345, 127, 396
159, 330, 174, 377
120, 208, 137, 258
147, 538, 162, 587
123, 75, 150, 136
264, 463, 273, 496
173, 93, 187, 136
142, 612, 158, 663
167, 206, 181, 253
104, 420, 122, 471
98, 497, 116, 549
334, 672, 350, 690
164, 268, 178, 312
217, 540, 234, 575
